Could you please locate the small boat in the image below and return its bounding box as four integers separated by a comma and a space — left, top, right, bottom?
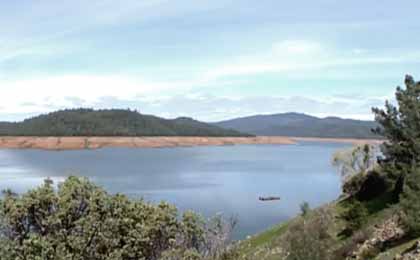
259, 196, 281, 201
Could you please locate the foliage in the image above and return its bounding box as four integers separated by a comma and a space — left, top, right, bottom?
340, 199, 369, 236
400, 167, 420, 237
332, 144, 380, 187
372, 75, 420, 237
332, 144, 391, 202
0, 108, 250, 137
355, 170, 389, 201
372, 75, 420, 195
299, 201, 310, 217
0, 177, 235, 260
333, 229, 371, 259
284, 207, 334, 260
342, 169, 390, 202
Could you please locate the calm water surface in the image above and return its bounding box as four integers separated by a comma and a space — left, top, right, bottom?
0, 142, 349, 239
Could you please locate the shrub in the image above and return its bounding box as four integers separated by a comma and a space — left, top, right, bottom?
341, 200, 369, 235
341, 169, 390, 202
0, 177, 235, 260
299, 201, 310, 217
341, 171, 366, 197
333, 144, 380, 191
333, 229, 371, 259
285, 207, 334, 260
354, 170, 389, 201
400, 167, 420, 237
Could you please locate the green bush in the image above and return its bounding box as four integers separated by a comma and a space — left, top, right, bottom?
342, 172, 366, 197
342, 169, 391, 203
333, 229, 371, 259
0, 177, 235, 260
400, 168, 420, 237
299, 201, 310, 217
285, 208, 334, 260
341, 200, 369, 235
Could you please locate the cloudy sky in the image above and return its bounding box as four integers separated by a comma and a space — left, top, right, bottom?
1, 0, 419, 122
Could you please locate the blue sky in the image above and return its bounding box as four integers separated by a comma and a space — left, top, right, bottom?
1, 0, 419, 121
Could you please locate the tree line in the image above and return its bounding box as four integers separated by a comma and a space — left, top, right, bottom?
0, 109, 250, 137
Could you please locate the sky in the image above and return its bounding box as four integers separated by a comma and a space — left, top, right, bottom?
1, 0, 419, 122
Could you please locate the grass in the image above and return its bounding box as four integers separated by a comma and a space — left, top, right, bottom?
238, 221, 290, 258
238, 202, 343, 259
233, 176, 419, 260
236, 196, 411, 260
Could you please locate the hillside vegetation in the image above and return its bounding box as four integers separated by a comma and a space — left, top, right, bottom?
237, 75, 420, 260
0, 177, 239, 260
214, 113, 379, 139
0, 109, 250, 137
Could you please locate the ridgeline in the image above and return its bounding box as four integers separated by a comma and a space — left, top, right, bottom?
0, 109, 250, 137
214, 112, 379, 139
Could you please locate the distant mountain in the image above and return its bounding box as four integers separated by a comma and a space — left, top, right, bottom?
0, 109, 250, 137
213, 112, 380, 139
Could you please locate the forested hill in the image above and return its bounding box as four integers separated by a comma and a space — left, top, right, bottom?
0, 109, 250, 137
214, 112, 380, 139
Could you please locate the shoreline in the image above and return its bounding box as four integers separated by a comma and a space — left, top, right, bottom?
0, 136, 382, 150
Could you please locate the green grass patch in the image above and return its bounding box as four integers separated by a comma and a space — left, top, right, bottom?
238, 221, 290, 257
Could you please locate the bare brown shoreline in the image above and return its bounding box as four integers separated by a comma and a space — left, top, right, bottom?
0, 136, 383, 150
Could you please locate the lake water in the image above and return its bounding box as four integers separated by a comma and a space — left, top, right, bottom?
0, 142, 349, 239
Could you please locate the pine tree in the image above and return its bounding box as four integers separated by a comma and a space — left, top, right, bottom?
373, 75, 420, 235
400, 167, 420, 236
372, 75, 420, 197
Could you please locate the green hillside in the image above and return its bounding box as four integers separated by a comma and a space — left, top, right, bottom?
236, 75, 420, 260
0, 109, 251, 137
214, 113, 380, 139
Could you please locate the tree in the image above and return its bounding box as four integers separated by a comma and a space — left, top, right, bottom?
340, 200, 369, 235
332, 144, 380, 196
400, 167, 420, 237
333, 144, 379, 181
299, 201, 310, 217
372, 75, 420, 197
373, 75, 420, 235
0, 177, 235, 260
0, 108, 249, 137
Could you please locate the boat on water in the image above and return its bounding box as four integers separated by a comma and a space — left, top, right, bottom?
259, 196, 281, 201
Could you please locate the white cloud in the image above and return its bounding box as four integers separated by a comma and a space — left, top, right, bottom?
0, 91, 387, 122
0, 71, 251, 117
201, 40, 420, 80
0, 74, 196, 114
0, 38, 405, 120
272, 40, 323, 56
352, 48, 368, 55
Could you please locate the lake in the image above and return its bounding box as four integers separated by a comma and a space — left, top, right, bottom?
0, 141, 349, 239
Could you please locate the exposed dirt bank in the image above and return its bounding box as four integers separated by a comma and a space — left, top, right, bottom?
292, 137, 383, 145
0, 136, 382, 150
